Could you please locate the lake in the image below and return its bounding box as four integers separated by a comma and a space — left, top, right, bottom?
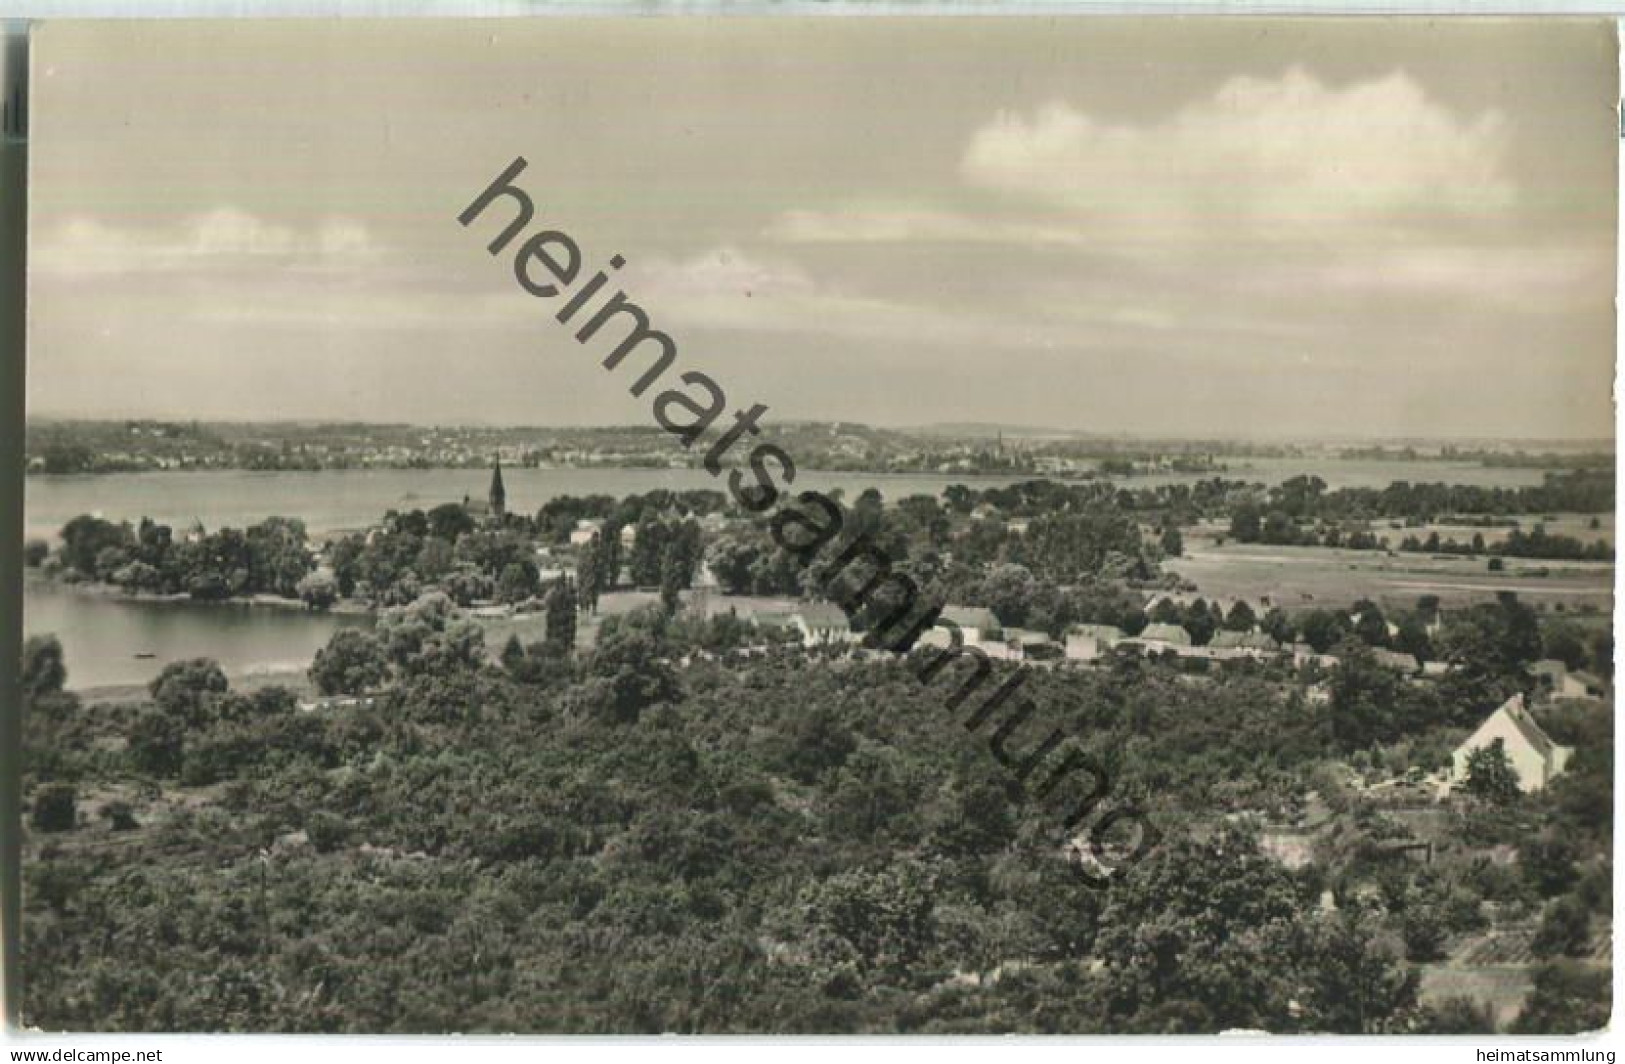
24, 576, 372, 691
21, 459, 1555, 542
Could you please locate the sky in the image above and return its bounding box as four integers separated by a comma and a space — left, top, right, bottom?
26, 18, 1620, 439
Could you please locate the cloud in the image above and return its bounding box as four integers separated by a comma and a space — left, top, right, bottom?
33, 210, 382, 278
960, 67, 1515, 244
770, 67, 1518, 261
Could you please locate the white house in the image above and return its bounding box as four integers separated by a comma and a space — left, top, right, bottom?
1066, 624, 1125, 662
1208, 630, 1282, 660
1531, 659, 1598, 700
916, 606, 1022, 659
791, 604, 857, 647
568, 519, 604, 546
1451, 693, 1574, 794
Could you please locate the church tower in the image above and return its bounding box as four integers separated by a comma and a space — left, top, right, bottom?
488, 457, 506, 521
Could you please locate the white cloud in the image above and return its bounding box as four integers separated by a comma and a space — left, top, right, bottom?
961, 67, 1514, 244
33, 210, 381, 278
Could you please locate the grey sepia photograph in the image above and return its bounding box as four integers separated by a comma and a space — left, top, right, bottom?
14, 16, 1619, 1036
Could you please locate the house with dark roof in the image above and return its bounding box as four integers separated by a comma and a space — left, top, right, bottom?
937, 606, 1001, 642
915, 605, 1018, 659
1451, 693, 1574, 794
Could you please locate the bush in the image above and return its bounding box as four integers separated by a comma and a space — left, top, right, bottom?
127, 709, 185, 777
1532, 896, 1592, 958
23, 538, 50, 567
1401, 905, 1448, 962
30, 783, 77, 833
305, 811, 351, 854
101, 800, 138, 832
1419, 996, 1495, 1034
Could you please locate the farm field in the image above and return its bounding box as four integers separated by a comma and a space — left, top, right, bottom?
1173, 533, 1614, 614
1380, 512, 1614, 549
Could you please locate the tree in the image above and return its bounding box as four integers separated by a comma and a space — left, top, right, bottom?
577, 535, 603, 614
29, 783, 77, 833
414, 537, 456, 582
1261, 608, 1295, 645
427, 501, 476, 542
584, 628, 678, 723
127, 708, 185, 776
1298, 909, 1419, 1033
1417, 996, 1495, 1034
1095, 826, 1308, 1031
1300, 610, 1350, 654
800, 863, 937, 976
21, 635, 67, 699
1532, 896, 1591, 958
309, 628, 390, 695
149, 658, 229, 724
1511, 962, 1611, 1033
1223, 600, 1256, 632
1229, 504, 1262, 543
1329, 644, 1417, 750
1159, 524, 1183, 558
296, 571, 338, 610
23, 538, 49, 567
659, 549, 685, 614
496, 560, 541, 605
101, 801, 138, 832
598, 522, 624, 590
59, 514, 131, 577
375, 592, 487, 678
545, 579, 578, 655
1462, 739, 1520, 805
1182, 599, 1217, 646
1401, 905, 1448, 962
1522, 834, 1581, 898
1392, 616, 1433, 663
1351, 601, 1390, 648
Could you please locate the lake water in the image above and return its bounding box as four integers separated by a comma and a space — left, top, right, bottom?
18, 459, 1560, 689
23, 576, 373, 691
22, 459, 1553, 542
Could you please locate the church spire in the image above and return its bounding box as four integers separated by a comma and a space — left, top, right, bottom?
489, 457, 506, 520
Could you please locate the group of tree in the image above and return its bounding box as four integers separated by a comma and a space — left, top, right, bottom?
36, 514, 314, 600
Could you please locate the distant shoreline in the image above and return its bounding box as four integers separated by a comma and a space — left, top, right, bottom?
74, 667, 315, 707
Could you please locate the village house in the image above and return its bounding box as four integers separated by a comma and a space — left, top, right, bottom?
1137, 622, 1193, 649
1002, 627, 1060, 661
1290, 642, 1340, 669
568, 519, 604, 546
1451, 693, 1574, 794
1065, 623, 1125, 662
1371, 648, 1421, 675
924, 605, 1001, 645
916, 605, 1022, 659
1531, 658, 1604, 701
1208, 629, 1282, 659
790, 603, 858, 648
